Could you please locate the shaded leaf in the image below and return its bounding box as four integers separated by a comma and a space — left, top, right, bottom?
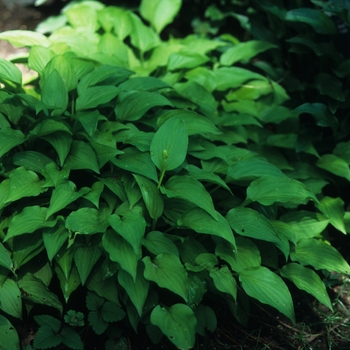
150, 304, 196, 350
240, 266, 295, 324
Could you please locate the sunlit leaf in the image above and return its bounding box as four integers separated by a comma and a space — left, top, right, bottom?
140, 0, 182, 34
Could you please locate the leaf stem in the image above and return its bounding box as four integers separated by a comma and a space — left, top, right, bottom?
157, 167, 166, 189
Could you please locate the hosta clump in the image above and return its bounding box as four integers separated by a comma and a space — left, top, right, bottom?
0, 0, 349, 349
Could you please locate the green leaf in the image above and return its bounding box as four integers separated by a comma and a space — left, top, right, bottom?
239, 266, 295, 324
0, 278, 22, 319
0, 315, 20, 350
213, 67, 267, 91
12, 232, 44, 271
74, 241, 101, 285
195, 305, 217, 336
41, 69, 68, 114
112, 147, 158, 182
220, 41, 277, 66
316, 197, 346, 234
0, 129, 25, 158
55, 264, 81, 303
66, 208, 108, 235
12, 151, 54, 174
43, 54, 78, 92
175, 81, 217, 118
98, 7, 131, 37
158, 110, 221, 136
210, 266, 237, 300
118, 265, 149, 317
140, 0, 182, 33
280, 211, 329, 242
285, 8, 337, 34
187, 165, 231, 192
133, 174, 164, 221
142, 231, 179, 257
116, 91, 173, 121
143, 254, 188, 301
65, 140, 100, 174
316, 154, 350, 181
150, 117, 188, 173
43, 220, 69, 263
227, 158, 286, 182
60, 327, 83, 350
168, 51, 209, 71
76, 85, 120, 111
102, 232, 140, 281
0, 30, 50, 47
75, 110, 100, 137
334, 141, 350, 165
216, 237, 261, 273
280, 263, 332, 310
5, 206, 56, 241
33, 325, 62, 349
150, 304, 196, 350
226, 207, 288, 258
0, 58, 22, 86
18, 273, 63, 313
247, 176, 318, 206
4, 166, 46, 205
314, 73, 344, 102
291, 239, 350, 274
86, 262, 120, 306
161, 176, 217, 220
47, 181, 89, 219
108, 212, 146, 254
28, 46, 55, 75
65, 3, 101, 31
42, 132, 72, 167
118, 76, 170, 91
182, 208, 236, 247
129, 12, 160, 53
0, 243, 12, 271
77, 65, 132, 93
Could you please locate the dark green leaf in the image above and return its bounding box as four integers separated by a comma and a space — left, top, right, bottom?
116, 91, 173, 121
150, 304, 196, 350
134, 174, 164, 221
0, 129, 25, 158
65, 140, 100, 174
5, 206, 56, 241
182, 208, 236, 247
102, 232, 140, 281
285, 8, 337, 34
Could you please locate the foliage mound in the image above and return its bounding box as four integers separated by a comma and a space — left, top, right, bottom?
0, 0, 349, 349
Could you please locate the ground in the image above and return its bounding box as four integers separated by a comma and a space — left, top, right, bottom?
1, 2, 350, 349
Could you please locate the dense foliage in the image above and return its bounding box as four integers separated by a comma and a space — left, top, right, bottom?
0, 0, 349, 349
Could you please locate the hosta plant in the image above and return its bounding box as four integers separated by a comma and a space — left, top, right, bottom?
0, 0, 349, 349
